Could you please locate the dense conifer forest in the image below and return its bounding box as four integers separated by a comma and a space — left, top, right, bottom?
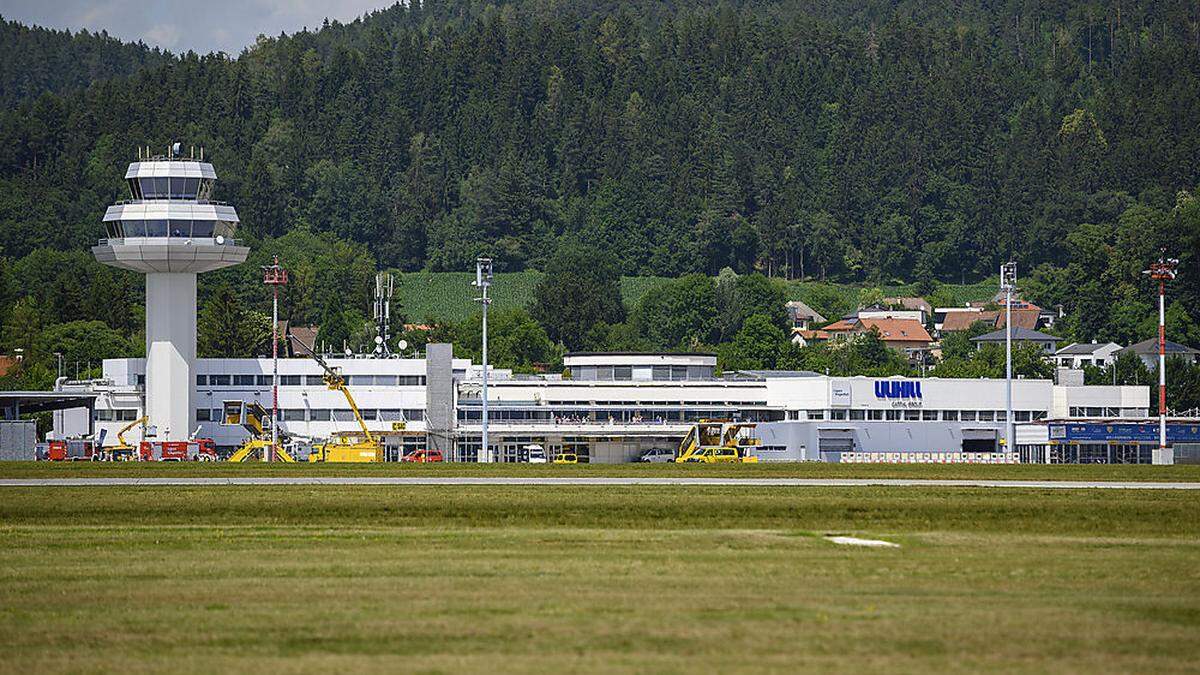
0, 1, 1198, 402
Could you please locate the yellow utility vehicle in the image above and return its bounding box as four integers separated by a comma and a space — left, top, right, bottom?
675, 420, 760, 463
552, 451, 579, 464
306, 352, 383, 463
223, 400, 295, 462
104, 414, 147, 461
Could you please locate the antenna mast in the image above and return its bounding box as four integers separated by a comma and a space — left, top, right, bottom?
373, 272, 394, 357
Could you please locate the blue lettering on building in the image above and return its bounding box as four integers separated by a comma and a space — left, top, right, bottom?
874, 381, 923, 399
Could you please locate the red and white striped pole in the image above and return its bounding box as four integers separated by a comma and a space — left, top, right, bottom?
263, 256, 288, 462
1158, 278, 1166, 450
1145, 251, 1178, 453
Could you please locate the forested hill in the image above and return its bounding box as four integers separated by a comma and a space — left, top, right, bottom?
1, 0, 1198, 288
0, 17, 174, 107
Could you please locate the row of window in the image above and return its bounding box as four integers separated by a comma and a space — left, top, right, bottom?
196, 408, 424, 422
94, 409, 141, 422
811, 409, 1047, 422
1068, 407, 1125, 417
128, 176, 213, 200
572, 365, 712, 381
197, 374, 426, 387
456, 408, 785, 423
104, 219, 236, 240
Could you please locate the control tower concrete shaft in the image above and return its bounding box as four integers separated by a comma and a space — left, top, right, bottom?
93, 146, 249, 441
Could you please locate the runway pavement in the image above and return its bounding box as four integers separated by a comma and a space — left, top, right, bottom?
1, 477, 1198, 489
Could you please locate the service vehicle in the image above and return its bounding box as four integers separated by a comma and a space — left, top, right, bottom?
525, 444, 548, 463
638, 447, 676, 463
401, 449, 444, 463
675, 420, 760, 463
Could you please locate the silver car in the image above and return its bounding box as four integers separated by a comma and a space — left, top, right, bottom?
639, 447, 676, 463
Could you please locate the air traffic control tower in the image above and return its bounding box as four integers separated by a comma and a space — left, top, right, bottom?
93, 144, 248, 441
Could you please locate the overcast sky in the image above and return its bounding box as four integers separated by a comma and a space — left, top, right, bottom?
0, 0, 392, 55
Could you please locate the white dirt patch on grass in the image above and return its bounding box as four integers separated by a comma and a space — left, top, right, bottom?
826, 535, 900, 548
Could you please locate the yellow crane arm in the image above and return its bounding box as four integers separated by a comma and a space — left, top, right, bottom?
333, 382, 375, 444
116, 415, 148, 447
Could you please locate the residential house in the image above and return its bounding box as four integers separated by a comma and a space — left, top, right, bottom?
822, 317, 933, 353
1117, 338, 1200, 370
790, 329, 830, 347
970, 327, 1060, 354
1054, 342, 1123, 369
785, 300, 826, 331
882, 296, 932, 323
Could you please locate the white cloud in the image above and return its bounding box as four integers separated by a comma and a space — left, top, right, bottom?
143, 23, 181, 50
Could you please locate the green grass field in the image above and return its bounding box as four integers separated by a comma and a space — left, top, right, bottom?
392, 272, 995, 324
1, 474, 1199, 672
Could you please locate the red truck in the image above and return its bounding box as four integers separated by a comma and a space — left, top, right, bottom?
137, 439, 218, 461
42, 439, 101, 461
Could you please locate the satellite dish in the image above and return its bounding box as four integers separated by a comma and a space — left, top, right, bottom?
374, 335, 384, 345
215, 235, 226, 245
398, 339, 408, 351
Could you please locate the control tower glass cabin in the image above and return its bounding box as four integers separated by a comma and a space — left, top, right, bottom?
92, 147, 249, 441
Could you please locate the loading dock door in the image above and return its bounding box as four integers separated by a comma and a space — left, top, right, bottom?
961, 428, 998, 453
818, 429, 856, 454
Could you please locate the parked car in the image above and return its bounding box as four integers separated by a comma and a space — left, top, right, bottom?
552, 452, 579, 464
402, 449, 444, 463
639, 447, 676, 463
525, 444, 548, 463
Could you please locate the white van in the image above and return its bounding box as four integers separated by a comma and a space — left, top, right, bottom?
524, 444, 548, 463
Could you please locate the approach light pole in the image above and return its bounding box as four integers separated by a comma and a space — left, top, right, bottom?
1144, 251, 1178, 453
263, 256, 288, 462
1000, 262, 1016, 456
473, 257, 493, 463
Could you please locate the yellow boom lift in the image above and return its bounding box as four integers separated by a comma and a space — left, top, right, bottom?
224, 400, 296, 462
675, 419, 760, 463
104, 415, 148, 461
306, 352, 383, 462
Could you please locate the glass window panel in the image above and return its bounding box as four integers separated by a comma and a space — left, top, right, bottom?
233, 375, 255, 386
196, 375, 207, 386
209, 375, 231, 386
124, 221, 146, 237
256, 375, 271, 386
305, 375, 324, 386
169, 219, 189, 237
280, 375, 301, 386
183, 177, 200, 198
849, 409, 865, 420
613, 366, 632, 380
152, 177, 169, 197
310, 409, 331, 421
139, 178, 156, 197
187, 219, 213, 237
145, 219, 167, 237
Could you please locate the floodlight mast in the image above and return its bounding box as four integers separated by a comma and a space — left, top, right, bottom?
1000, 262, 1016, 456
473, 257, 494, 463
263, 256, 288, 462
1144, 251, 1178, 452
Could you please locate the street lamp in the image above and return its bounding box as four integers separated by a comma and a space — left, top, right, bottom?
473, 257, 493, 463
1144, 250, 1179, 454
1000, 262, 1016, 457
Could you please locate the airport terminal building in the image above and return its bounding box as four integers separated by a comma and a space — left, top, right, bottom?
56, 350, 1150, 463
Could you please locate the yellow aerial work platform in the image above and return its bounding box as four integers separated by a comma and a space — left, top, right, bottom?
222, 400, 295, 462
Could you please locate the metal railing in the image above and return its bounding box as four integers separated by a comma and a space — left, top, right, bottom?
97, 237, 244, 247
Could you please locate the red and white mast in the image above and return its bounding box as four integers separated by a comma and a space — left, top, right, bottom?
262, 256, 288, 462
